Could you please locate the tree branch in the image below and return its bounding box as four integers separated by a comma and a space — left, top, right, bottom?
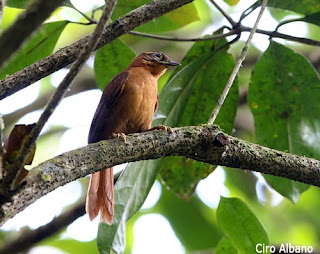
0, 0, 195, 100
0, 0, 6, 32
208, 0, 268, 124
0, 0, 64, 69
1, 125, 320, 225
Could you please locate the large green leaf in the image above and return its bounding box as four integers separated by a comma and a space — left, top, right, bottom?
266, 0, 319, 15
153, 185, 223, 251
112, 1, 199, 32
94, 39, 136, 90
6, 0, 30, 8
217, 197, 270, 254
97, 160, 162, 254
301, 11, 320, 26
249, 41, 320, 202
154, 39, 238, 199
0, 21, 68, 79
215, 237, 237, 254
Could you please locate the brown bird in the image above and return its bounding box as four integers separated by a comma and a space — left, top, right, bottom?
86, 51, 179, 224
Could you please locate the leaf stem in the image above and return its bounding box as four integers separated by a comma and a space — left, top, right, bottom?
208, 0, 269, 125
209, 0, 237, 27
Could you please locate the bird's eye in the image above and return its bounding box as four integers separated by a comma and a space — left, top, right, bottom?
153, 53, 163, 60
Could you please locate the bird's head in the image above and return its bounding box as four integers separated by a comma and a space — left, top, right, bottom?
129, 51, 180, 77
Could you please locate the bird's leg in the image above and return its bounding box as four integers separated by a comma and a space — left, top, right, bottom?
112, 132, 127, 143
148, 125, 173, 134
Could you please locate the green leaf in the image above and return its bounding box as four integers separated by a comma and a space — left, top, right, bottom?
215, 237, 237, 254
154, 38, 238, 199
0, 21, 68, 79
266, 0, 320, 15
153, 185, 223, 251
249, 41, 320, 201
43, 238, 98, 254
6, 0, 29, 8
217, 197, 269, 254
97, 160, 162, 253
94, 39, 136, 90
112, 1, 199, 32
301, 11, 320, 26
7, 0, 71, 8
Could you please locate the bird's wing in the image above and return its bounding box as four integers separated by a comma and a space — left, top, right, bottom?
88, 71, 129, 143
154, 94, 159, 113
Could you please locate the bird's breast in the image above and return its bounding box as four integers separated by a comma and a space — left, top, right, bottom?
116, 71, 158, 132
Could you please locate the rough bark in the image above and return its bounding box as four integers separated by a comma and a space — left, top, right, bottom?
1, 125, 320, 226
0, 0, 194, 100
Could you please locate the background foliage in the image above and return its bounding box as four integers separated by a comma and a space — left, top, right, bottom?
0, 0, 320, 253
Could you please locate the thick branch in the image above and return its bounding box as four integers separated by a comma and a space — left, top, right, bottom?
1, 125, 320, 225
0, 0, 64, 69
0, 0, 194, 100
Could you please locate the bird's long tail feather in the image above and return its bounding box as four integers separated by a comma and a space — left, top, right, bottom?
86, 168, 114, 224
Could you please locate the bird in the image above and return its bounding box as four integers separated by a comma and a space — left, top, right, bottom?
86, 51, 180, 224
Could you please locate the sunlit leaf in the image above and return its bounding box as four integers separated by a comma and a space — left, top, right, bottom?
217, 197, 269, 254
94, 39, 136, 90
222, 0, 240, 6
0, 21, 68, 79
249, 41, 320, 201
154, 37, 238, 199
112, 1, 199, 32
215, 237, 237, 254
97, 160, 162, 253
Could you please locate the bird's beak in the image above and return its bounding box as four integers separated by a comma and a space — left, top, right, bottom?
163, 60, 180, 66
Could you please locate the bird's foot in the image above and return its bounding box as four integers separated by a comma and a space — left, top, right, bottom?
112, 132, 127, 143
149, 125, 173, 134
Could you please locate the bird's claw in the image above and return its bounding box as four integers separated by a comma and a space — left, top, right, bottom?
149, 125, 174, 134
112, 132, 127, 143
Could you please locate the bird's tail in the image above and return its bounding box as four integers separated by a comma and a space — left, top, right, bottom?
86, 168, 114, 224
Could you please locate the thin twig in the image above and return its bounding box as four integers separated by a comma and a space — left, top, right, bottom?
239, 1, 259, 22
0, 201, 86, 254
129, 30, 238, 41
209, 0, 237, 27
275, 17, 303, 32
0, 0, 7, 32
7, 0, 117, 190
130, 25, 320, 46
0, 114, 3, 178
242, 26, 320, 46
0, 0, 64, 70
208, 0, 269, 124
0, 0, 195, 100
